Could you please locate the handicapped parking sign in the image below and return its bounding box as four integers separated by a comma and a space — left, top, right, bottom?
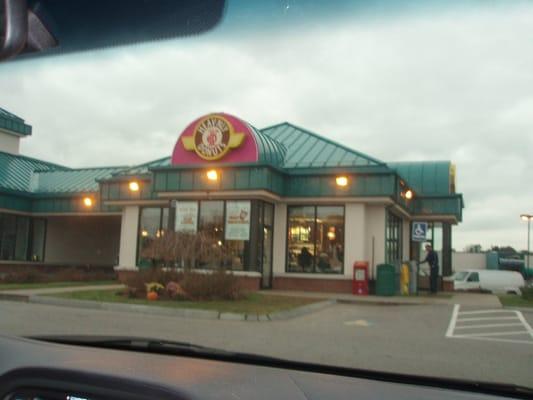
412, 222, 428, 242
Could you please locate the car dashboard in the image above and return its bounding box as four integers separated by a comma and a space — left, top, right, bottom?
0, 335, 521, 400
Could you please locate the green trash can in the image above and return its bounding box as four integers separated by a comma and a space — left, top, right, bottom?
376, 264, 396, 296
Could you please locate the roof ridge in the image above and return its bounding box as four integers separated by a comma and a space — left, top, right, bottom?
0, 150, 70, 170
33, 165, 130, 173
0, 107, 24, 122
261, 122, 385, 166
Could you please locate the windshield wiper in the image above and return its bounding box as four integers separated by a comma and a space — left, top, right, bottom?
30, 335, 533, 400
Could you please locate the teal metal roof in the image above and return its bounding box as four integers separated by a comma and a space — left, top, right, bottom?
111, 156, 171, 177
250, 125, 286, 168
260, 122, 385, 169
388, 161, 452, 196
0, 151, 68, 193
0, 107, 32, 136
31, 167, 128, 193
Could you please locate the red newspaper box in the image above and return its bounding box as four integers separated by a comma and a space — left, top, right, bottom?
352, 261, 369, 295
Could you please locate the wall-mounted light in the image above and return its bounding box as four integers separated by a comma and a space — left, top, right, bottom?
404, 189, 414, 200
336, 176, 348, 187
141, 230, 148, 237
206, 169, 218, 181
129, 181, 140, 192
82, 197, 93, 208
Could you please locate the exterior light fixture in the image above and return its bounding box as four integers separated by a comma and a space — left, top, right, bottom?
405, 189, 414, 200
206, 169, 218, 181
129, 181, 140, 192
141, 230, 148, 237
336, 176, 348, 187
82, 197, 93, 208
217, 240, 223, 246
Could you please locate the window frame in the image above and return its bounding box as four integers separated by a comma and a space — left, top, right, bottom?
285, 204, 346, 274
385, 210, 403, 265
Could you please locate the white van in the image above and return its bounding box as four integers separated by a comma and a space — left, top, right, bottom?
452, 269, 524, 295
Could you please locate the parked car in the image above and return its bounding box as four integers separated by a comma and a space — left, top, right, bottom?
452, 269, 524, 295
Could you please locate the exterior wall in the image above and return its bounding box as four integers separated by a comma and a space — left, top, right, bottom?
117, 205, 139, 270
343, 203, 366, 277
0, 132, 20, 154
364, 205, 386, 280
452, 252, 486, 272
44, 216, 121, 265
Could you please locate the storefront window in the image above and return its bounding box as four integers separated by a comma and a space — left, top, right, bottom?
0, 214, 17, 260
137, 207, 168, 267
168, 200, 266, 272
14, 217, 30, 261
385, 211, 402, 265
30, 218, 46, 262
0, 214, 40, 261
316, 206, 344, 273
198, 201, 224, 269
287, 205, 344, 274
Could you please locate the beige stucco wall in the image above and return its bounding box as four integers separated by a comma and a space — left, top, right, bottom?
364, 205, 386, 280
117, 205, 140, 270
0, 131, 20, 154
45, 215, 121, 265
343, 203, 366, 278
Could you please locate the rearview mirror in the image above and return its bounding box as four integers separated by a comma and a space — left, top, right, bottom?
1, 0, 225, 62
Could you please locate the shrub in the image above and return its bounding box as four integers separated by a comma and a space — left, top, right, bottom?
180, 269, 243, 301
123, 268, 183, 298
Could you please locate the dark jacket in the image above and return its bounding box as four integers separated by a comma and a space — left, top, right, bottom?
422, 250, 439, 268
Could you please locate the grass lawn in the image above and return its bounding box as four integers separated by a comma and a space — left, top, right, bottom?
498, 295, 533, 308
46, 289, 320, 315
0, 281, 119, 291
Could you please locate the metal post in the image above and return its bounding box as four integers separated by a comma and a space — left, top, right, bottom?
527, 218, 531, 280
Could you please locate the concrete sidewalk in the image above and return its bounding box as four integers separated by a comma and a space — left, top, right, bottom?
261, 290, 502, 308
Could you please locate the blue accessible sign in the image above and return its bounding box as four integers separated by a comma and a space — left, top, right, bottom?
411, 222, 428, 242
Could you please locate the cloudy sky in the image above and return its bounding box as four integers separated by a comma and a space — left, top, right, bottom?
1, 0, 532, 251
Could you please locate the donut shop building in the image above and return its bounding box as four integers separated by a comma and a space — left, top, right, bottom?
0, 110, 463, 292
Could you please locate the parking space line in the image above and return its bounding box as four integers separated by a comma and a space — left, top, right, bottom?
446, 305, 533, 344
454, 331, 529, 338
458, 309, 515, 315
454, 323, 524, 330
453, 336, 533, 345
445, 304, 459, 338
515, 311, 533, 339
457, 316, 518, 322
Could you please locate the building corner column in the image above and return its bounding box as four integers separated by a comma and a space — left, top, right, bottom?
115, 205, 140, 272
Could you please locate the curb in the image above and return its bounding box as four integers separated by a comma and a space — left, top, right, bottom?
18, 295, 335, 322
0, 293, 30, 302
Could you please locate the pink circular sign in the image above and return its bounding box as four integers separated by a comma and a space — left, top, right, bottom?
171, 113, 259, 165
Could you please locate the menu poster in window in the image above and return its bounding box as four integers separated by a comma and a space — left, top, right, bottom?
175, 201, 198, 233
225, 201, 251, 240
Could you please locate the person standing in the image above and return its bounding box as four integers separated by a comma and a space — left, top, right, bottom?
420, 243, 439, 293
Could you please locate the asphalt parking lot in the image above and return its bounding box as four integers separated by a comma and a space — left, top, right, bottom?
0, 300, 532, 387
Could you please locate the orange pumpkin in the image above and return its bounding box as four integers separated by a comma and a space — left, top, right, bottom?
146, 291, 158, 301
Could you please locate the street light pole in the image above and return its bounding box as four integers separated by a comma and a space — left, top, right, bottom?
520, 214, 532, 280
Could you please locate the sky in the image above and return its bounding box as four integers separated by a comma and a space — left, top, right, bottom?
1, 0, 532, 251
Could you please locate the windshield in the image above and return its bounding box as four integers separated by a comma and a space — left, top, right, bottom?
1, 0, 533, 390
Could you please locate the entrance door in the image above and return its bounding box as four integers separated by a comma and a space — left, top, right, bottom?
261, 225, 273, 288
